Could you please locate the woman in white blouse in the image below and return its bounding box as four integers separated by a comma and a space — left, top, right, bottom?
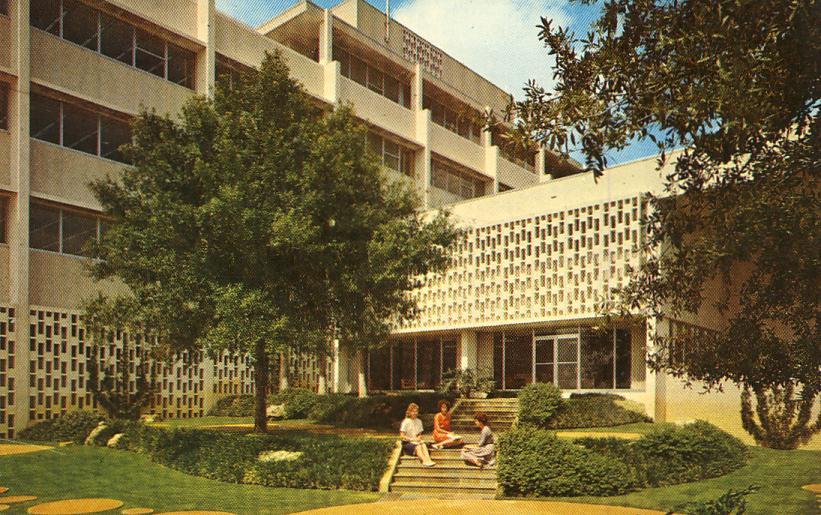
399, 403, 436, 467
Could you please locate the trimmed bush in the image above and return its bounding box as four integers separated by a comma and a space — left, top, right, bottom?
208, 395, 255, 417
544, 395, 649, 428
498, 426, 637, 497
314, 392, 456, 429
575, 421, 748, 488
18, 411, 105, 443
267, 388, 322, 419
124, 426, 393, 491
518, 383, 563, 426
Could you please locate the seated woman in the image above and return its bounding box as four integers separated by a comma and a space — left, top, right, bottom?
399, 402, 436, 467
432, 399, 463, 449
460, 412, 495, 469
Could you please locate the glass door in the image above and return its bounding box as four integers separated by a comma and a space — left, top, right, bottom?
556, 336, 579, 389
534, 336, 554, 383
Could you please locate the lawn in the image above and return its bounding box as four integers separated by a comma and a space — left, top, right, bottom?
0, 445, 380, 514
533, 446, 821, 515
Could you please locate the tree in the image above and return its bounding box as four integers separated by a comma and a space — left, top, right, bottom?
90, 51, 457, 432
504, 0, 819, 448
83, 294, 155, 420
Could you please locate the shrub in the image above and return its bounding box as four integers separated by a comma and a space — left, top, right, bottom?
267, 388, 321, 419
123, 426, 393, 491
574, 421, 748, 488
518, 383, 563, 426
208, 395, 255, 417
439, 368, 495, 397
674, 485, 760, 515
498, 426, 637, 497
18, 411, 105, 443
314, 392, 456, 429
544, 395, 649, 428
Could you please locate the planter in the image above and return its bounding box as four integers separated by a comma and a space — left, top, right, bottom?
468, 391, 489, 399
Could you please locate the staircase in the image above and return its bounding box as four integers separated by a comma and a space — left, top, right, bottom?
388, 397, 519, 498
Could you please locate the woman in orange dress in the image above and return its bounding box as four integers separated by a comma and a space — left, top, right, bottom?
432, 399, 463, 449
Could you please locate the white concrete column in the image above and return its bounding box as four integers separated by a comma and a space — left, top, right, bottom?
411, 62, 424, 111
196, 0, 216, 98
357, 350, 367, 398
10, 0, 31, 438
458, 331, 478, 371
332, 339, 354, 394
537, 147, 551, 183
414, 63, 432, 207
645, 316, 667, 421
323, 61, 340, 105
319, 9, 333, 64
484, 139, 500, 194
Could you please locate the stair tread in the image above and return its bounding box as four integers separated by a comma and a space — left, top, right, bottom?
391, 482, 496, 490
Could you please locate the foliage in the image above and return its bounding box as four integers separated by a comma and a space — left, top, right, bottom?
544, 395, 649, 429
123, 426, 393, 491
82, 295, 155, 420
90, 51, 458, 432
438, 368, 496, 397
575, 421, 748, 488
267, 388, 322, 419
672, 485, 760, 515
498, 426, 637, 497
208, 395, 256, 418
517, 382, 564, 426
18, 411, 105, 443
502, 0, 820, 449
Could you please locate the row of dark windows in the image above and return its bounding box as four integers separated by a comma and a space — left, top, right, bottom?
31, 0, 196, 89
367, 131, 415, 178
431, 158, 489, 200
30, 92, 131, 163
29, 202, 105, 257
0, 196, 6, 244
0, 82, 7, 130
334, 45, 412, 109
423, 94, 483, 145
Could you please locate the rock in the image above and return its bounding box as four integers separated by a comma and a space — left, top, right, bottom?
266, 404, 285, 419
106, 433, 126, 449
84, 422, 109, 446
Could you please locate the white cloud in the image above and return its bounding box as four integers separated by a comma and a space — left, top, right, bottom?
392, 0, 572, 98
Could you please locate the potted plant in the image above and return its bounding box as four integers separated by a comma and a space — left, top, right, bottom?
439, 368, 495, 398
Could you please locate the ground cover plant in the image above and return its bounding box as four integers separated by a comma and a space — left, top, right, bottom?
517, 385, 649, 429
17, 411, 104, 443
498, 421, 748, 497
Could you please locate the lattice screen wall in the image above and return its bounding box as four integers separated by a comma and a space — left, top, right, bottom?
402, 195, 645, 330
0, 307, 16, 439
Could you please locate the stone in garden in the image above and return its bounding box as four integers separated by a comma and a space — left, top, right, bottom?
84, 422, 109, 446
27, 498, 124, 514
266, 404, 285, 418
106, 433, 126, 449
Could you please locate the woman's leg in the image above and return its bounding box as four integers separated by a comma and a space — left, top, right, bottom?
416, 442, 434, 465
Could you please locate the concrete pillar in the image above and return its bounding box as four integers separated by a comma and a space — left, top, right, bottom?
196, 0, 216, 98
414, 63, 432, 207
484, 139, 500, 194
646, 316, 667, 421
319, 9, 333, 64
537, 147, 551, 183
411, 62, 424, 111
357, 350, 367, 398
278, 352, 289, 391
323, 61, 340, 105
9, 0, 31, 439
331, 339, 354, 394
458, 331, 478, 371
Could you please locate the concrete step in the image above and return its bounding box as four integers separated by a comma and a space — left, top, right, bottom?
392, 475, 497, 487
391, 482, 497, 495
398, 461, 495, 471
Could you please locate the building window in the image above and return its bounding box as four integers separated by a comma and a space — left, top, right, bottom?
498, 183, 513, 192
29, 202, 103, 257
31, 0, 196, 89
0, 82, 8, 130
431, 159, 487, 200
334, 45, 411, 108
0, 0, 8, 16
0, 196, 7, 244
30, 92, 131, 163
493, 129, 537, 172
423, 93, 482, 144
367, 131, 414, 178
216, 54, 254, 90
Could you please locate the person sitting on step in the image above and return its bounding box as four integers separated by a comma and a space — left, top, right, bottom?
399, 402, 436, 467
460, 412, 495, 469
432, 399, 464, 449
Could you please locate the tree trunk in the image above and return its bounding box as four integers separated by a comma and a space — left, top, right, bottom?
253, 339, 269, 433
317, 352, 327, 395
357, 350, 367, 398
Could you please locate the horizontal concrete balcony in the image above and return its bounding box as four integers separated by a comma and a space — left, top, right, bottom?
30, 139, 123, 210
29, 250, 128, 309
108, 0, 199, 42
215, 14, 326, 101
429, 123, 485, 175
30, 30, 194, 117
0, 131, 10, 188
338, 76, 415, 142
497, 155, 537, 189
0, 15, 10, 71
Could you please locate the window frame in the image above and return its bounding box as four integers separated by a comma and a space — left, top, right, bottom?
0, 82, 8, 131
29, 201, 103, 257
0, 196, 7, 244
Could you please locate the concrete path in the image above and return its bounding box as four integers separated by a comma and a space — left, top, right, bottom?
293, 499, 665, 514
0, 444, 51, 456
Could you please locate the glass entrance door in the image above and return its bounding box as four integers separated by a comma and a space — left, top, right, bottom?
532, 334, 579, 389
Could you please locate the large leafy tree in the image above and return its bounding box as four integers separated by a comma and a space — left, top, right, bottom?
505, 0, 819, 448
90, 51, 457, 431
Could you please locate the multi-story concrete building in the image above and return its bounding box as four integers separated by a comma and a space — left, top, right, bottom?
0, 0, 578, 438
0, 0, 760, 444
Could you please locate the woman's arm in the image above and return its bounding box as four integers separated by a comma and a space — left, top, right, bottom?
433, 414, 442, 433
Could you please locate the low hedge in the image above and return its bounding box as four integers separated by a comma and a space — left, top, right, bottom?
575, 420, 748, 487
544, 394, 650, 429
18, 411, 105, 443
124, 425, 393, 491
498, 426, 637, 497
518, 383, 563, 426
499, 421, 747, 497
208, 395, 255, 417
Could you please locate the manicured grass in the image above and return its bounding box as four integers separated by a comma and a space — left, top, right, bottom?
530, 447, 820, 515
0, 445, 379, 514
149, 417, 318, 429
561, 422, 670, 435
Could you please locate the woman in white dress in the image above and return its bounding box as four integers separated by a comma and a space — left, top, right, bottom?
399, 402, 436, 467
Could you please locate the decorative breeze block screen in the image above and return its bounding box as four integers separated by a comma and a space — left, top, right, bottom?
402, 29, 443, 78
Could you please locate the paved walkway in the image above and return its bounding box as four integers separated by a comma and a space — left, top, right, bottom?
0, 444, 52, 456
293, 499, 665, 514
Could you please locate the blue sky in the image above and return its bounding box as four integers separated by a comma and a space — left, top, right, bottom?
215, 0, 658, 166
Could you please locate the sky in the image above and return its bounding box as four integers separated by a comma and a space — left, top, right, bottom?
215, 0, 658, 166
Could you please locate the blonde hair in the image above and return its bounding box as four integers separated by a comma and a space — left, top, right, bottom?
405, 402, 420, 417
